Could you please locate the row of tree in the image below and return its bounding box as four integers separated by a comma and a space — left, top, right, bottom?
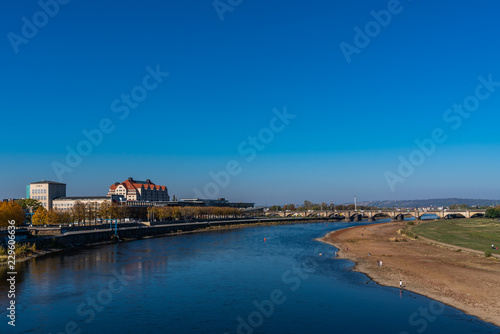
30, 202, 243, 225
147, 206, 242, 221
31, 201, 130, 225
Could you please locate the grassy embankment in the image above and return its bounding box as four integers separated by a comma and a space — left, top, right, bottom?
411, 218, 500, 256
0, 243, 39, 264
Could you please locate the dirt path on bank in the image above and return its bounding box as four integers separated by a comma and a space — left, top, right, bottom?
320, 222, 500, 327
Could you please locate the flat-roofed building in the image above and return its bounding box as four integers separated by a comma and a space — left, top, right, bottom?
107, 177, 169, 202
52, 195, 123, 211
180, 198, 254, 208
29, 181, 66, 209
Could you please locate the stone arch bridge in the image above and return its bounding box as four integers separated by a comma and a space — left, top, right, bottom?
265, 209, 486, 221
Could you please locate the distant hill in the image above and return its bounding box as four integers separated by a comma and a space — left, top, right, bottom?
356, 198, 500, 208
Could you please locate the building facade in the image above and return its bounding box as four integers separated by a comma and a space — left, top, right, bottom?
52, 195, 123, 211
28, 181, 66, 209
107, 177, 169, 202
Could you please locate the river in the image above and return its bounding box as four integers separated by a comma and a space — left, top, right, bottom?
1, 221, 499, 333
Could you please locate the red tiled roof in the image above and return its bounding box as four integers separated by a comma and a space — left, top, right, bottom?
109, 179, 167, 193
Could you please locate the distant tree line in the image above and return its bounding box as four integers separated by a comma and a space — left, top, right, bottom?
269, 201, 379, 211
449, 204, 469, 210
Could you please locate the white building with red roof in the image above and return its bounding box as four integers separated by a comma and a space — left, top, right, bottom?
107, 177, 169, 202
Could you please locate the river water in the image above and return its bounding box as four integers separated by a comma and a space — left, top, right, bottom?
1, 221, 499, 333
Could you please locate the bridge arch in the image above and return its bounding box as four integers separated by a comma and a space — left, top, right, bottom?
444, 213, 466, 219
372, 213, 390, 220
328, 213, 345, 219
394, 213, 417, 220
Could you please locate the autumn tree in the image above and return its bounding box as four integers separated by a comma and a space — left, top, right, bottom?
99, 202, 112, 220
46, 209, 62, 225
32, 206, 47, 225
86, 202, 98, 225
72, 201, 87, 224
60, 211, 73, 225
0, 201, 26, 227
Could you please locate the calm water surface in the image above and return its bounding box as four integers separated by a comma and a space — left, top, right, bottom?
1, 221, 499, 333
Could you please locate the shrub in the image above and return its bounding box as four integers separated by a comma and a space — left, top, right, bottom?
14, 243, 37, 257
485, 250, 492, 257
401, 228, 417, 239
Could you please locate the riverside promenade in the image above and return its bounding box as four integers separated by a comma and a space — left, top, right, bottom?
28, 217, 333, 248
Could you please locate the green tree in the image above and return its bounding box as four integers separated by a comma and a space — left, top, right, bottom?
16, 198, 41, 213
485, 207, 500, 219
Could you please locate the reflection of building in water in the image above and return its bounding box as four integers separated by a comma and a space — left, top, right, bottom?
125, 256, 169, 281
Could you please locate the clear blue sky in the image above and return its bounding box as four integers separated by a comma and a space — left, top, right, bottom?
1, 0, 500, 205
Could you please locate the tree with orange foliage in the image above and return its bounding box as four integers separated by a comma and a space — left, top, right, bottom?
32, 206, 47, 225
0, 201, 26, 227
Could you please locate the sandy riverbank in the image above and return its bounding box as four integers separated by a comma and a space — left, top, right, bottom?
319, 221, 500, 327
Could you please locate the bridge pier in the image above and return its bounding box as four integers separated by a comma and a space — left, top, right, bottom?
392, 215, 404, 221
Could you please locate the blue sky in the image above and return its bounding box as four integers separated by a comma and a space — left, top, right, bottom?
1, 0, 500, 205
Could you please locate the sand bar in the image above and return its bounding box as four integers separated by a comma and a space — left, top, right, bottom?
320, 221, 500, 327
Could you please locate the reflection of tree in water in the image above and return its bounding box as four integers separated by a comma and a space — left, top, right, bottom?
0, 260, 27, 308
0, 243, 171, 307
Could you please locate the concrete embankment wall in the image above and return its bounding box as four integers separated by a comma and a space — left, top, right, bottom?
33, 217, 328, 248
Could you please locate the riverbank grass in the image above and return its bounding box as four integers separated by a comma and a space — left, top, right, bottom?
0, 243, 38, 264
412, 218, 500, 255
